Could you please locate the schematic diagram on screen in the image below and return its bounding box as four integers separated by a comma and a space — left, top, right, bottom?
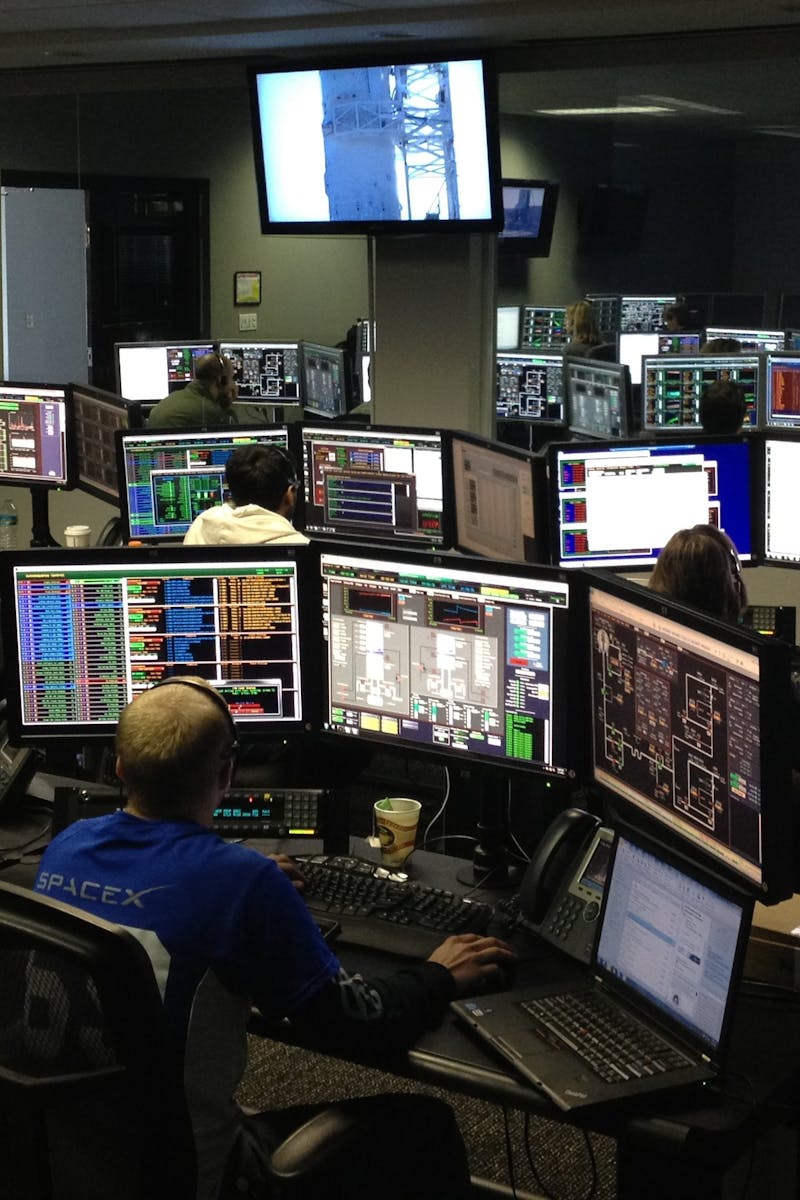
590, 607, 761, 860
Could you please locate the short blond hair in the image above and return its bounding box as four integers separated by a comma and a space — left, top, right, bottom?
116, 677, 234, 818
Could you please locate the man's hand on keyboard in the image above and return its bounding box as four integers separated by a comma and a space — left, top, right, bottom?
269, 853, 306, 892
428, 932, 518, 996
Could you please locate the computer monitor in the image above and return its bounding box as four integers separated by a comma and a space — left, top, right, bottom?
299, 424, 449, 547
496, 306, 521, 351
449, 431, 545, 563
565, 358, 632, 440
116, 425, 291, 542
217, 341, 302, 404
764, 352, 800, 428
549, 436, 753, 570
1, 544, 314, 741
299, 342, 347, 418
619, 295, 676, 333
588, 572, 793, 900
658, 333, 702, 355
520, 306, 568, 349
642, 353, 762, 431
495, 351, 565, 423
71, 383, 145, 504
704, 327, 785, 352
114, 341, 217, 402
761, 434, 800, 566
0, 382, 73, 488
584, 294, 621, 336
498, 179, 559, 257
320, 546, 577, 778
618, 332, 659, 385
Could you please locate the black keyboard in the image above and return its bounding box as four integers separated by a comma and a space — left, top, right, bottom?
297, 853, 495, 958
522, 989, 692, 1084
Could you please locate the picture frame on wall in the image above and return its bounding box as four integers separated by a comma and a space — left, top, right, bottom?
234, 271, 262, 305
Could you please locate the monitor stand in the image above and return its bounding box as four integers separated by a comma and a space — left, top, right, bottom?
30, 486, 60, 547
455, 768, 521, 892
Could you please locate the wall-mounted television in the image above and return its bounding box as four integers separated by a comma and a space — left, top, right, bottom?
248, 56, 502, 234
498, 178, 559, 256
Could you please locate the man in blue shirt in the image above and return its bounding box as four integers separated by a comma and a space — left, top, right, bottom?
36, 676, 516, 1200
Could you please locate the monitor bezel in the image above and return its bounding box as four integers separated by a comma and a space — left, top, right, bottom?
547, 433, 756, 571
497, 177, 559, 258
317, 541, 586, 783
0, 380, 76, 490
585, 568, 794, 901
114, 423, 293, 544
297, 421, 454, 549
448, 428, 548, 564
0, 543, 319, 743
70, 382, 145, 504
247, 54, 503, 236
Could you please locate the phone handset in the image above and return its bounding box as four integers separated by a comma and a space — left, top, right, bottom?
519, 807, 613, 964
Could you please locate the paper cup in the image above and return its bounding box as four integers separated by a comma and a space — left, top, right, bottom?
374, 797, 421, 867
64, 524, 92, 548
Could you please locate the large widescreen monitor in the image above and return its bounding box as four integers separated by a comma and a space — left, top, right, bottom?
764, 352, 800, 428
0, 382, 72, 488
249, 57, 502, 234
449, 431, 545, 563
71, 383, 144, 504
218, 341, 302, 404
549, 436, 753, 569
299, 424, 449, 546
588, 573, 793, 900
114, 341, 216, 402
565, 358, 632, 440
705, 327, 785, 353
761, 434, 800, 566
496, 351, 565, 424
520, 305, 568, 349
116, 426, 291, 542
320, 547, 578, 778
2, 545, 314, 742
642, 353, 762, 431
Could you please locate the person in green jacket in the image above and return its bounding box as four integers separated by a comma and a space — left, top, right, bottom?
148, 352, 239, 427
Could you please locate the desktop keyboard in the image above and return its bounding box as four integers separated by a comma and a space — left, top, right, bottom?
297, 853, 495, 959
522, 990, 692, 1083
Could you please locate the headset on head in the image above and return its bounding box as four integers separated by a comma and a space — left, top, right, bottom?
150, 677, 239, 757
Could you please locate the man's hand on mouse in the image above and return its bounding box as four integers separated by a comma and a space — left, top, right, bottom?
428, 932, 518, 997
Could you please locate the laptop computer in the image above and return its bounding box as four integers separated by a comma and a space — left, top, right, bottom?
452, 829, 753, 1111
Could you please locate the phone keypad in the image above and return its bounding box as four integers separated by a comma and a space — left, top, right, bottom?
545, 895, 583, 941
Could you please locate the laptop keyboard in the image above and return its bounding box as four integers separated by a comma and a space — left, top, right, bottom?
521, 989, 693, 1084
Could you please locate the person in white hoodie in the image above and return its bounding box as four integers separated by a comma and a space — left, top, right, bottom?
183, 443, 309, 545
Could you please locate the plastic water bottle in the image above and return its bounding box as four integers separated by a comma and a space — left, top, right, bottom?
0, 498, 18, 550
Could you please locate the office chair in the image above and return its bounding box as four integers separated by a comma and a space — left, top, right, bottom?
0, 882, 365, 1200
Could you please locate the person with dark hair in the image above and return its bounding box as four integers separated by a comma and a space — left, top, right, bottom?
35, 678, 516, 1200
664, 303, 693, 333
700, 336, 743, 355
699, 378, 748, 434
649, 524, 747, 623
148, 352, 239, 428
562, 299, 603, 358
183, 443, 308, 545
